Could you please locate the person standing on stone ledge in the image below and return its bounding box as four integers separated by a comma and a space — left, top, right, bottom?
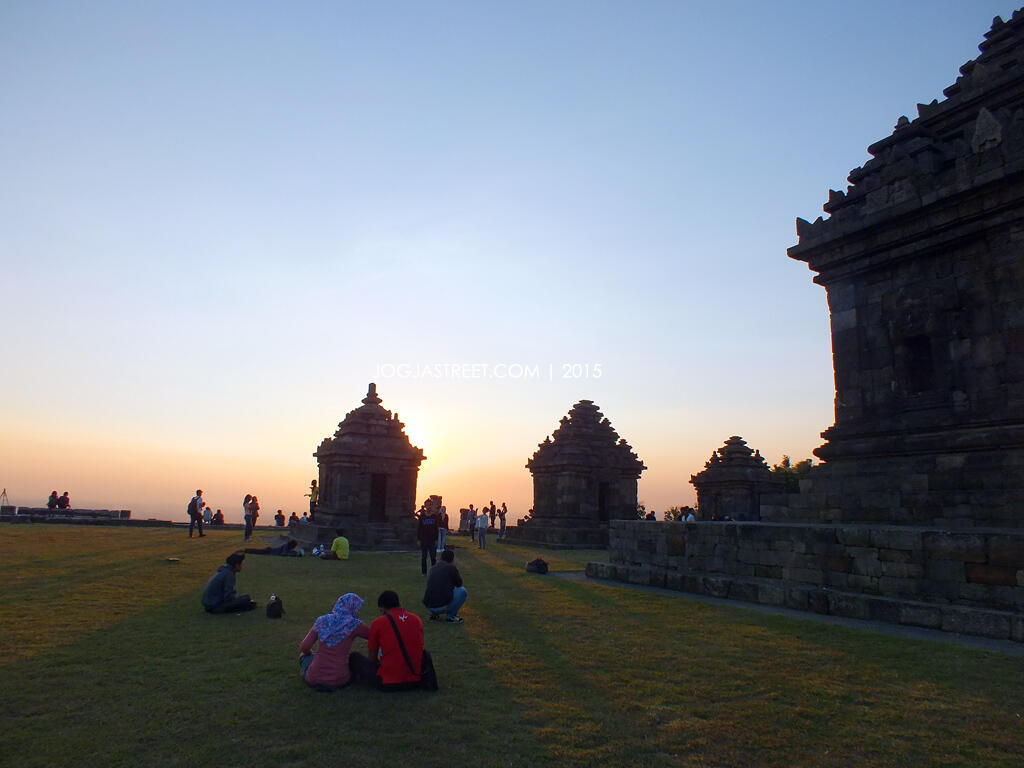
488, 501, 496, 529
304, 479, 319, 523
498, 503, 507, 539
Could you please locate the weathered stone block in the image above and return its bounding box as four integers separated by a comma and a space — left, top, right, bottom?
758, 583, 786, 606
899, 604, 943, 628
924, 533, 987, 562
828, 592, 870, 619
703, 576, 730, 598
941, 609, 1011, 639
964, 563, 1020, 586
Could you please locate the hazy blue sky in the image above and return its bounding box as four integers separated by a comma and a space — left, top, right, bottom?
2, 1, 1015, 520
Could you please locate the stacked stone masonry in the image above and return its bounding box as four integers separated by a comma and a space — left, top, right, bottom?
784, 11, 1024, 527
588, 521, 1024, 642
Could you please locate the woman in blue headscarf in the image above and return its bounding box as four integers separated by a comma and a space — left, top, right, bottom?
299, 592, 370, 689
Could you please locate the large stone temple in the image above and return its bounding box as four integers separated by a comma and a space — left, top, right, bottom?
507, 399, 645, 548
589, 11, 1024, 642
291, 383, 424, 550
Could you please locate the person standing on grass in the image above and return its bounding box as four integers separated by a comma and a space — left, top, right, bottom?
188, 489, 206, 538
299, 592, 370, 690
477, 507, 489, 549
350, 590, 423, 691
417, 506, 439, 575
201, 552, 256, 613
423, 549, 467, 623
467, 504, 477, 539
243, 494, 254, 540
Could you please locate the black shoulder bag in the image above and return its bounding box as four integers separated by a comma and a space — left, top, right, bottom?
384, 613, 439, 692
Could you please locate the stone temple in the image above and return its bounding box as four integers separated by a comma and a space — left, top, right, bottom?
291, 383, 424, 550
507, 399, 645, 548
690, 437, 782, 521
589, 12, 1024, 642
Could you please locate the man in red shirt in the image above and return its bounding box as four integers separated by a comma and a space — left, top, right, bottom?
352, 590, 423, 691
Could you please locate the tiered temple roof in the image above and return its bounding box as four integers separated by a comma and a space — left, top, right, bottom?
527, 400, 645, 475
791, 10, 1024, 256
691, 436, 777, 487
314, 383, 425, 462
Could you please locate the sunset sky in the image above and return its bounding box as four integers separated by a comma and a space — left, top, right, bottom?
2, 1, 1014, 523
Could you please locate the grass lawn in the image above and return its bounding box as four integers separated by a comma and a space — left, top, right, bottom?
2, 524, 1023, 768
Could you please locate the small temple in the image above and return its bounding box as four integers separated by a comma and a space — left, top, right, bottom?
689, 436, 782, 521
507, 399, 645, 548
291, 383, 424, 550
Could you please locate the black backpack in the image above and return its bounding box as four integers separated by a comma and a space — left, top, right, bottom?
266, 594, 284, 619
186, 498, 198, 517
526, 558, 549, 575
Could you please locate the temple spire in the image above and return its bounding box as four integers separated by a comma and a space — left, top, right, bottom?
362, 382, 382, 406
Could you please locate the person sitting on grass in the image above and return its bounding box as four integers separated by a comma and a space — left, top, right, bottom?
320, 529, 349, 560
349, 590, 423, 691
299, 592, 370, 691
423, 548, 467, 623
201, 552, 256, 613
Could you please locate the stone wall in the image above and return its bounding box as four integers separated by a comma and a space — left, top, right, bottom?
587, 520, 1024, 642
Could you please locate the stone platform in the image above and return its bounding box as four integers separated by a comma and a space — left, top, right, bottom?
587, 520, 1024, 642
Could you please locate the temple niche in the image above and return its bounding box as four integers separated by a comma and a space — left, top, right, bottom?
292, 383, 424, 550
775, 11, 1024, 528
507, 399, 645, 548
690, 437, 782, 521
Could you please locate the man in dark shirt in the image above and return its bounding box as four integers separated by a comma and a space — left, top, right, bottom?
416, 508, 439, 575
422, 549, 468, 623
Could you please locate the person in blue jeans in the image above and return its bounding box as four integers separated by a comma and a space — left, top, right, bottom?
422, 549, 468, 623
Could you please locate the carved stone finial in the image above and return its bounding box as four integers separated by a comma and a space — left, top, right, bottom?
362, 382, 382, 406
971, 107, 1003, 153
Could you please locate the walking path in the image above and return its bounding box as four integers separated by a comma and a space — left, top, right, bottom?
553, 570, 1024, 657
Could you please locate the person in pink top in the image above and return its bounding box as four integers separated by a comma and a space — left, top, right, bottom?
299, 592, 370, 690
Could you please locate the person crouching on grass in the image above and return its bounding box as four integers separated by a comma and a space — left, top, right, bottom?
201, 552, 256, 613
299, 592, 370, 691
349, 590, 423, 691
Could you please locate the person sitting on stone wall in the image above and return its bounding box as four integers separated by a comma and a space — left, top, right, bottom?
289, 511, 299, 524
46, 491, 59, 510
299, 592, 370, 691
274, 509, 286, 527
320, 529, 350, 560
423, 549, 467, 623
212, 509, 224, 525
57, 491, 71, 510
201, 552, 256, 613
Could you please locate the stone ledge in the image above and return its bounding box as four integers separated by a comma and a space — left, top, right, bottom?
585, 561, 1024, 643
